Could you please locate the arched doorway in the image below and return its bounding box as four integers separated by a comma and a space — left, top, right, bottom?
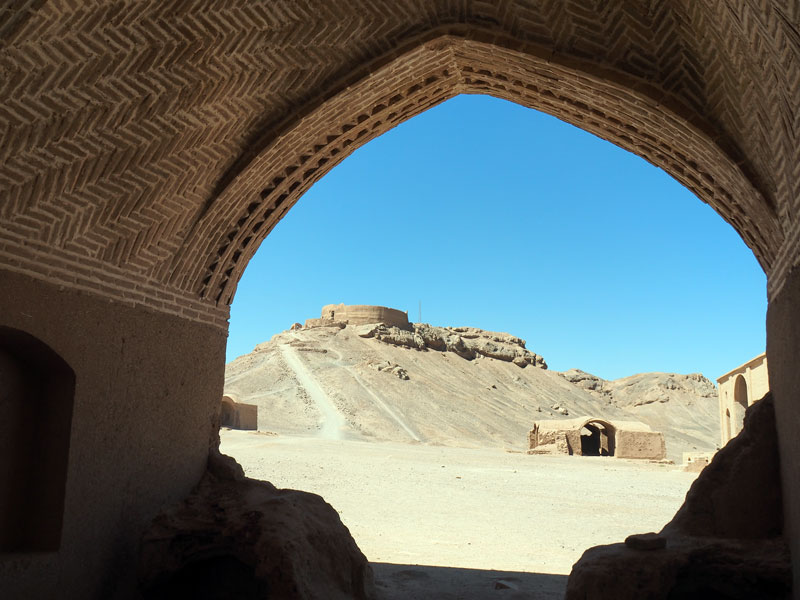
580, 421, 616, 457
733, 374, 749, 434
0, 327, 75, 552
734, 374, 749, 409
220, 396, 236, 428
174, 32, 779, 307
725, 408, 732, 443
0, 4, 796, 598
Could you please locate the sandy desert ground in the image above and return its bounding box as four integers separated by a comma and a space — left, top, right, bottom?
221, 430, 700, 599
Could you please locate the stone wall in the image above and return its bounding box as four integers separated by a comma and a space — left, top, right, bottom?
767, 265, 800, 594
615, 430, 667, 461
717, 354, 769, 446
303, 318, 347, 329
220, 396, 258, 431
0, 270, 225, 599
528, 417, 666, 460
318, 304, 409, 328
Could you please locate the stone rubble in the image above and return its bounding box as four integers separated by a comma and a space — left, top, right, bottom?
139, 405, 376, 600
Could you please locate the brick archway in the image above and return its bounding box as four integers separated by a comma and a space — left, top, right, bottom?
173, 30, 781, 307
3, 3, 800, 597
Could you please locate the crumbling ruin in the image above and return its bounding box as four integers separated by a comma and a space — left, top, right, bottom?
220, 395, 258, 431
528, 417, 666, 460
305, 303, 410, 329
139, 404, 375, 600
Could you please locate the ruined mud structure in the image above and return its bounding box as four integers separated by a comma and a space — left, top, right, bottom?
1, 3, 799, 598
305, 303, 410, 329
718, 353, 770, 446
528, 418, 667, 460
220, 395, 258, 431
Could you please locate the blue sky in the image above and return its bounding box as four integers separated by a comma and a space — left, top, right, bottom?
227, 95, 766, 381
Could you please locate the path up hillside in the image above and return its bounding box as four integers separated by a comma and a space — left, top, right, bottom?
224, 323, 720, 462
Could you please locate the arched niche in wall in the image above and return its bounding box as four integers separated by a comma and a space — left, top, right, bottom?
0, 327, 75, 552
580, 420, 616, 456
220, 395, 236, 428
733, 374, 749, 435
725, 408, 732, 443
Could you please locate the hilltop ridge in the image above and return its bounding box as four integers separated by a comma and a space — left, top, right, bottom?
225, 320, 719, 462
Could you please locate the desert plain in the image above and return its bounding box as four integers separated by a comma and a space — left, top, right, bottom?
221, 319, 716, 598
221, 431, 699, 599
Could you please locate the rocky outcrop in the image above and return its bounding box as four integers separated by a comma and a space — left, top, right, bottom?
662, 392, 782, 539
367, 360, 409, 380
139, 407, 375, 600
565, 394, 789, 600
559, 369, 717, 407
560, 369, 612, 399
357, 323, 547, 369
566, 536, 790, 600
609, 372, 717, 408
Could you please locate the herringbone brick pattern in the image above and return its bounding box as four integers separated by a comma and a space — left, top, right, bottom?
1, 1, 799, 323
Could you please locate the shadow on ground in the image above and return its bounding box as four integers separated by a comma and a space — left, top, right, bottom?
371, 562, 568, 600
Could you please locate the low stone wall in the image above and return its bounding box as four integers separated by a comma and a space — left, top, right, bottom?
303, 318, 347, 329
615, 430, 666, 460
682, 451, 715, 472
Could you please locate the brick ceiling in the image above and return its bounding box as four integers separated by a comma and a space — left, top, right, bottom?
1, 1, 798, 322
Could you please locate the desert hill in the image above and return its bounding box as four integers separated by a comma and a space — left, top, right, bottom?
224, 321, 720, 462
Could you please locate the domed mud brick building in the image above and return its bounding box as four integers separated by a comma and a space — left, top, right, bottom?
1, 2, 798, 598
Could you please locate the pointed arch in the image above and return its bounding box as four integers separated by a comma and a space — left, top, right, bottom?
170, 29, 781, 308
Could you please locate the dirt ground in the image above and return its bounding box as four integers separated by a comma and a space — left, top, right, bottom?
221, 430, 699, 599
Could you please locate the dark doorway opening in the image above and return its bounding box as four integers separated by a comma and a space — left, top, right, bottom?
580, 422, 615, 456
220, 396, 236, 428
0, 327, 75, 552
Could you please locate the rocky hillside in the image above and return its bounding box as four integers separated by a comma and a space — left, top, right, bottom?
224, 322, 720, 462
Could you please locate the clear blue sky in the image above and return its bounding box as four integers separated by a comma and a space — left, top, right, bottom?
227, 95, 766, 381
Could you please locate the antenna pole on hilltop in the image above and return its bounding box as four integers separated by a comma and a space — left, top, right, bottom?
418, 300, 421, 324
